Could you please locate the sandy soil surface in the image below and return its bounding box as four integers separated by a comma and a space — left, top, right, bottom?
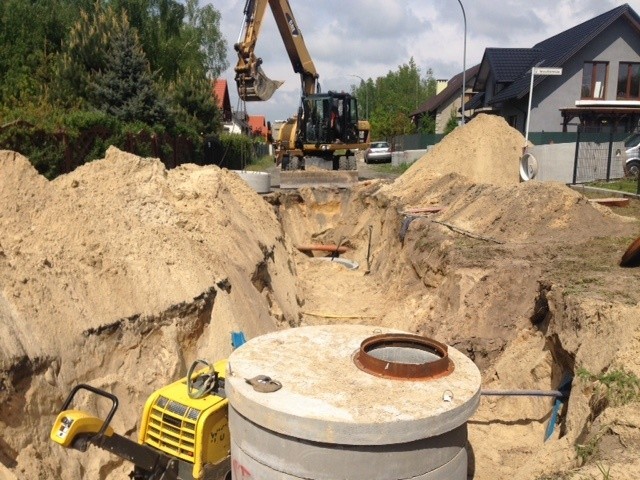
2, 114, 640, 479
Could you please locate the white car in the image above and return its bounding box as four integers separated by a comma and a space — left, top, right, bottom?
626, 142, 640, 177
364, 141, 392, 164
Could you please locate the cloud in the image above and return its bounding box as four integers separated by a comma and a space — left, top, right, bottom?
211, 0, 639, 122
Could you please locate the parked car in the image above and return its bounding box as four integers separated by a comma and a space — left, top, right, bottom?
364, 141, 392, 164
626, 141, 640, 177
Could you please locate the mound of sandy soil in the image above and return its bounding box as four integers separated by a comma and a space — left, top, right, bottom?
0, 147, 299, 361
389, 114, 524, 204
3, 111, 640, 480
394, 172, 634, 243
0, 147, 299, 478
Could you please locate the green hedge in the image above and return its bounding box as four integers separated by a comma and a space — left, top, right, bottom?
0, 109, 202, 178
203, 133, 257, 170
0, 107, 273, 178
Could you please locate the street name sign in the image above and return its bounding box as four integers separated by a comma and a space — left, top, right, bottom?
532, 67, 563, 75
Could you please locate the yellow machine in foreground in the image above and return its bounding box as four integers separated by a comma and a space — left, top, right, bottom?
51, 359, 231, 480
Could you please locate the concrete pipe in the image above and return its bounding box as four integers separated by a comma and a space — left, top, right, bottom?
226, 325, 481, 480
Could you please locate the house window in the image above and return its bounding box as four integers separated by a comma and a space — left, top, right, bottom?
507, 115, 518, 129
581, 62, 608, 99
617, 62, 640, 99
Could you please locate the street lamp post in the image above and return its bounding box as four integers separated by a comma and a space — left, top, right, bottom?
350, 75, 368, 120
456, 0, 467, 126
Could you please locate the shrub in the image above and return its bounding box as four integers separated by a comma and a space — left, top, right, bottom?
204, 134, 256, 170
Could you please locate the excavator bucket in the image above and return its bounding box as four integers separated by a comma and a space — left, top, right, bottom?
237, 66, 284, 102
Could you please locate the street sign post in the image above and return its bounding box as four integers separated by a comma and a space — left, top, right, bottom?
525, 67, 563, 149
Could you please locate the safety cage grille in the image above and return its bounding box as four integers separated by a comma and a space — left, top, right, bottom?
143, 396, 201, 462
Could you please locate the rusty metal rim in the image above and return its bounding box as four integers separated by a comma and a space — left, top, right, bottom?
620, 234, 640, 267
353, 333, 454, 380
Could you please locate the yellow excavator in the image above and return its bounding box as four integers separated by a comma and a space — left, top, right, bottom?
50, 359, 231, 480
234, 0, 370, 188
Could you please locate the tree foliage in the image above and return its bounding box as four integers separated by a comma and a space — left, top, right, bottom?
89, 9, 169, 126
418, 114, 436, 134
352, 58, 437, 140
0, 0, 227, 136
443, 110, 459, 135
184, 0, 228, 79
170, 69, 221, 135
0, 0, 84, 106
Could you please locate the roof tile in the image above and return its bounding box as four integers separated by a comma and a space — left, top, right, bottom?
489, 4, 638, 104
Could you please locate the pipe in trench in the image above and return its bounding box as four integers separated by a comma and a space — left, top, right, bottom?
481, 389, 566, 398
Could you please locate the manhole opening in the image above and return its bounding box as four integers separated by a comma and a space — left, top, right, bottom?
366, 344, 443, 364
354, 333, 454, 380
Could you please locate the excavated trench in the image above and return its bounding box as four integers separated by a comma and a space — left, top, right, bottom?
263, 186, 568, 479
0, 180, 627, 480
2, 138, 640, 478
262, 184, 640, 479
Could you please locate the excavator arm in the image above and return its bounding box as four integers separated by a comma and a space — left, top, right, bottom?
235, 0, 319, 101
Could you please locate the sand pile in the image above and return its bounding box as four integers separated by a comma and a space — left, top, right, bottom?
395, 173, 634, 243
378, 113, 634, 244
388, 114, 524, 205
0, 147, 298, 362
0, 147, 299, 479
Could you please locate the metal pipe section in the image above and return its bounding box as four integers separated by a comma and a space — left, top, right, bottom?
481, 389, 565, 398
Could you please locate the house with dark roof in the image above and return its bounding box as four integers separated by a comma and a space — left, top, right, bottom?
468, 4, 640, 134
411, 65, 479, 133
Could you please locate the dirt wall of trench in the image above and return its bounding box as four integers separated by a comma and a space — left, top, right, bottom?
2, 114, 640, 479
0, 148, 301, 478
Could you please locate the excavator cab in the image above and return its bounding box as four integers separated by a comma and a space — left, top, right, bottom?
300, 92, 360, 146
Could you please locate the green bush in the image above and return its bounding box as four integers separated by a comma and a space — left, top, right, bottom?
577, 367, 640, 406
205, 134, 256, 170
0, 120, 64, 178
0, 108, 203, 178
61, 110, 117, 132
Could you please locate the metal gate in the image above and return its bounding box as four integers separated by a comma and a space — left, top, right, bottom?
572, 128, 630, 183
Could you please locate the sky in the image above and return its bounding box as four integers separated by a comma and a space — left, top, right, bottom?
208, 1, 640, 122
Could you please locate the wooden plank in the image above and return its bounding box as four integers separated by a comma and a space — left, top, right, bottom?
588, 197, 630, 207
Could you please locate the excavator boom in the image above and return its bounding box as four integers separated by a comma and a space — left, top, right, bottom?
235, 0, 318, 101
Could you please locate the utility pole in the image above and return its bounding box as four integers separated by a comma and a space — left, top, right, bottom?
456, 0, 467, 126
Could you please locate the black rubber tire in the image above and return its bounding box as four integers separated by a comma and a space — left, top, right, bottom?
338, 156, 356, 170
626, 159, 640, 178
283, 156, 300, 171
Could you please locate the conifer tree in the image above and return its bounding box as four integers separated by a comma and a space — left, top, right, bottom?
90, 11, 168, 126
